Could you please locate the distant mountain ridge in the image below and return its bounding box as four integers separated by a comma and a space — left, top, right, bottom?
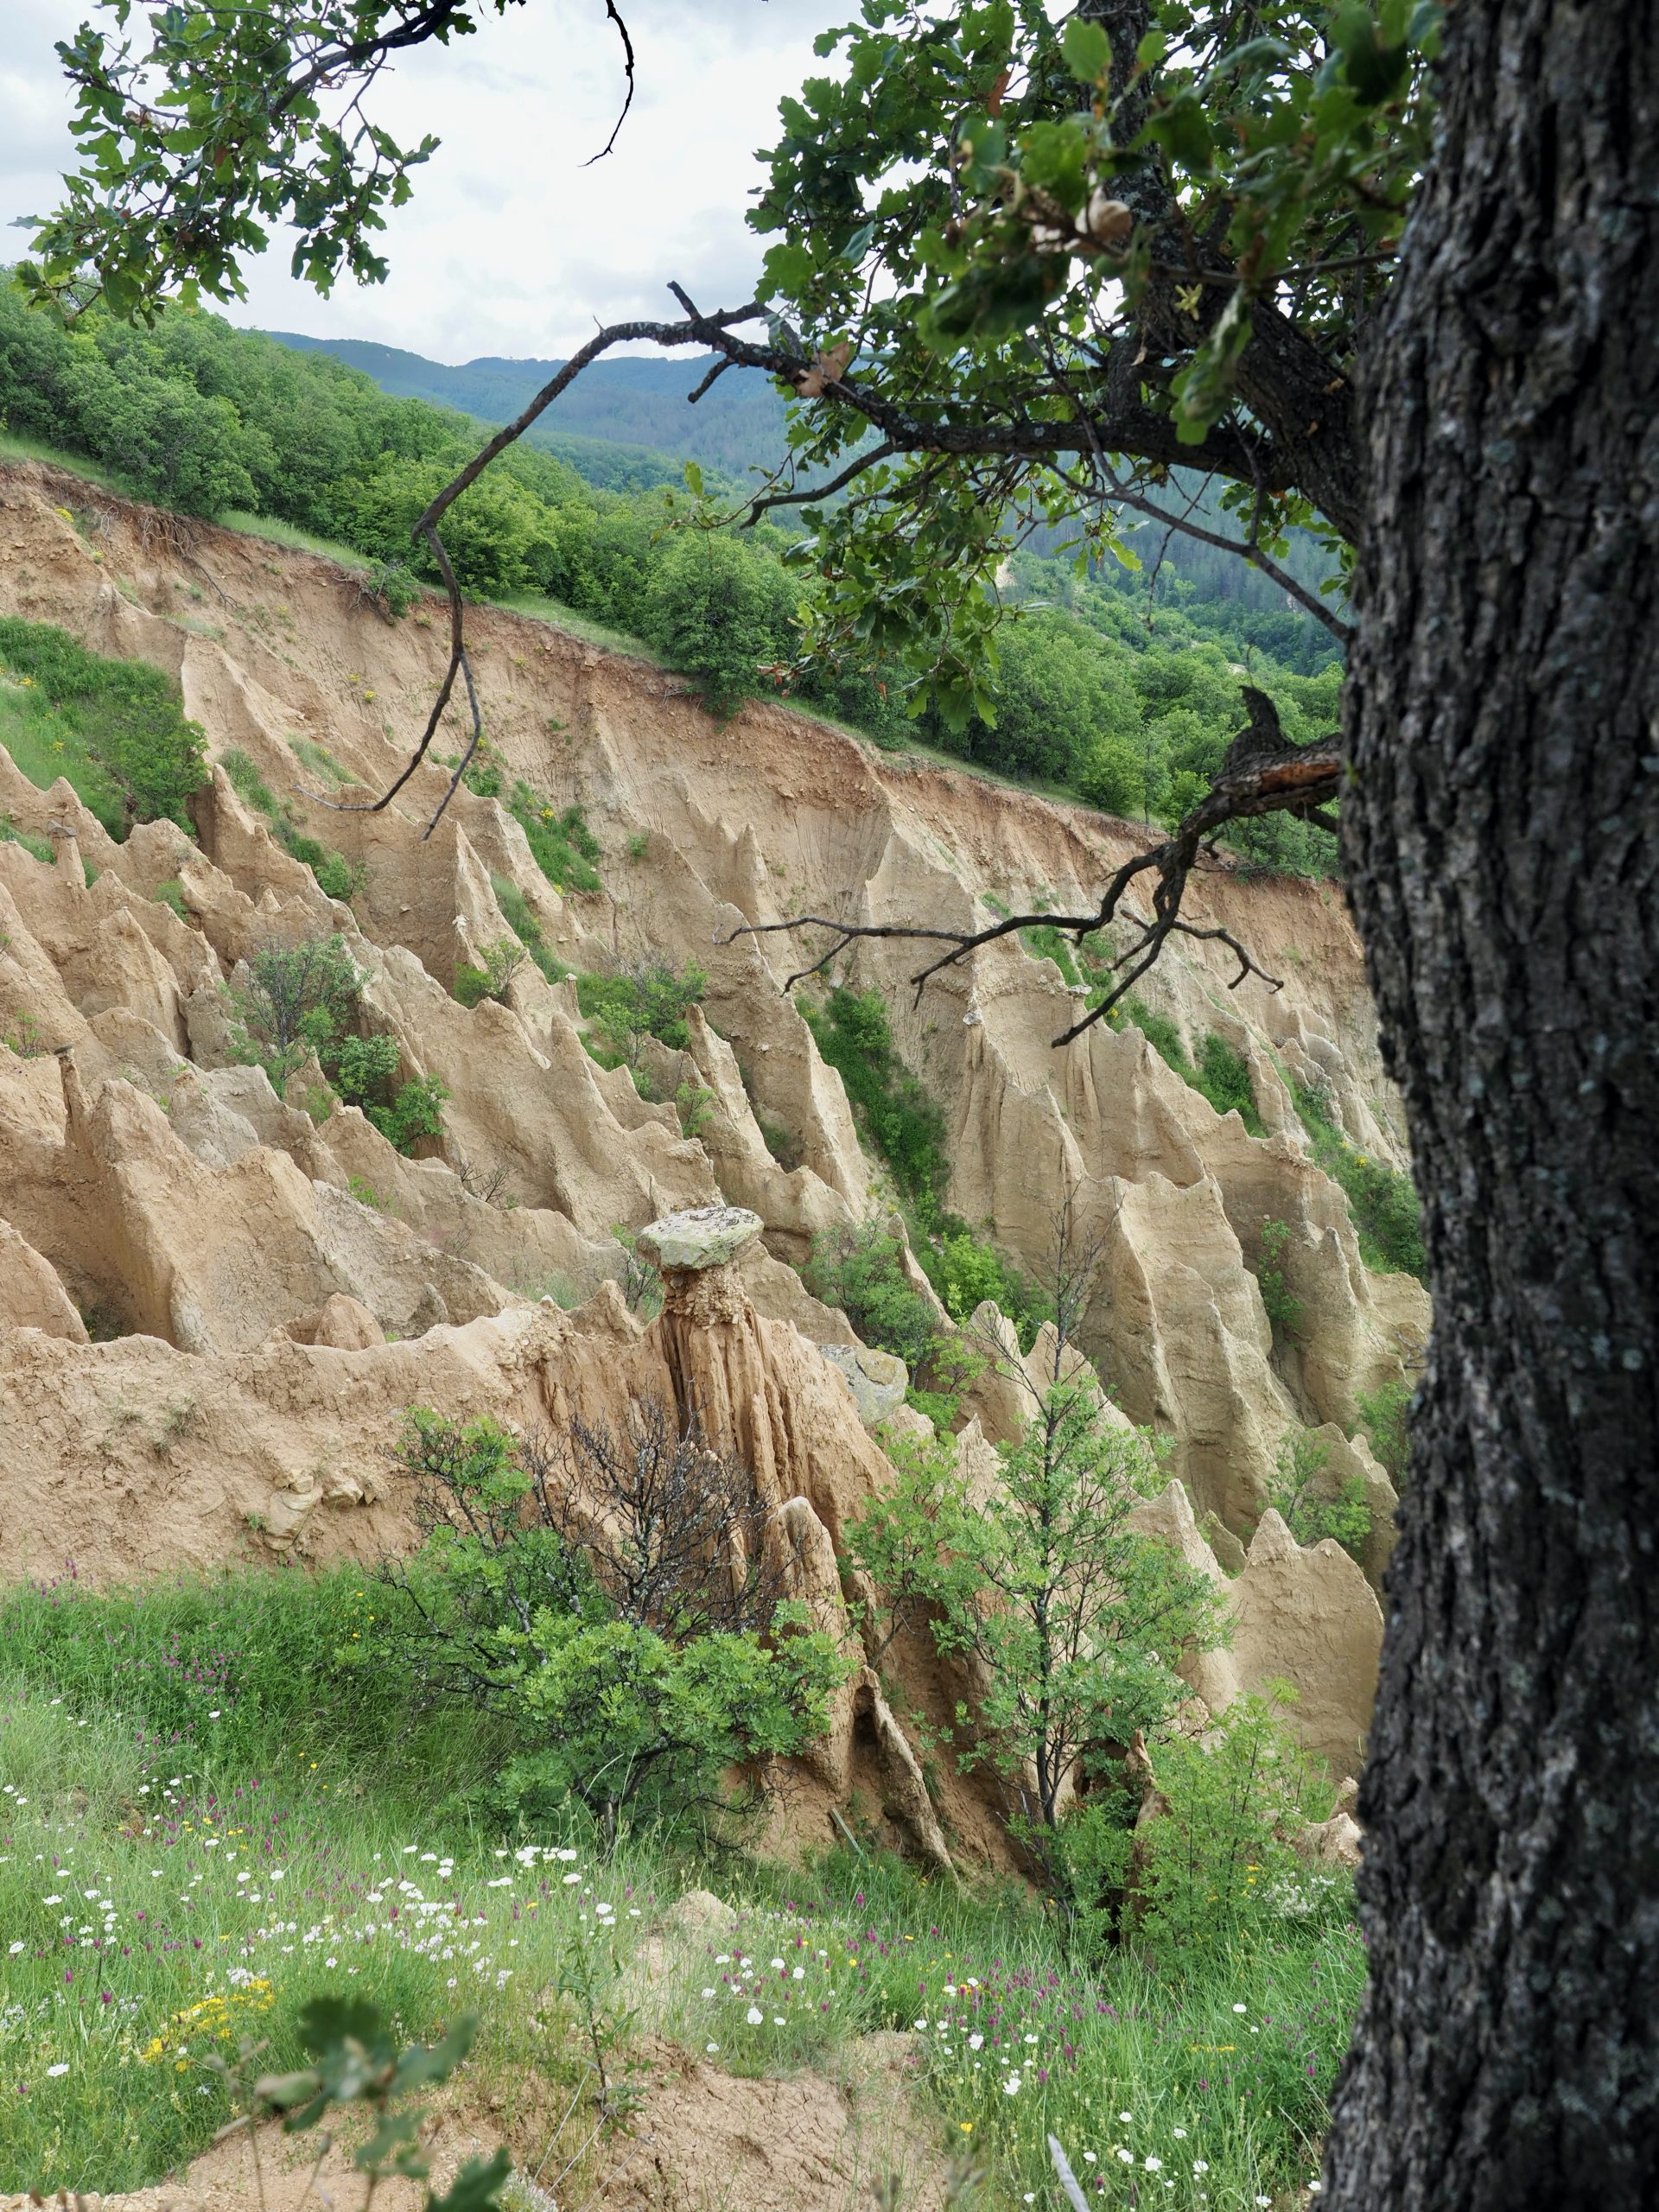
263, 331, 788, 483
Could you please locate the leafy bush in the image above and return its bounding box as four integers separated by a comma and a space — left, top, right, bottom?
802, 987, 950, 1223
803, 1217, 939, 1375
675, 1078, 715, 1139
924, 1227, 1049, 1350
312, 847, 366, 901
333, 1032, 400, 1108
150, 875, 188, 919
1353, 1376, 1413, 1486
381, 1407, 850, 1832
1253, 1217, 1303, 1344
1269, 1428, 1371, 1560
575, 959, 706, 1060
643, 528, 799, 715
1130, 1693, 1344, 1967
226, 933, 364, 1090
455, 936, 527, 1007
0, 616, 206, 833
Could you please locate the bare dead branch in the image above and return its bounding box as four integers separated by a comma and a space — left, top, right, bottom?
583, 2, 637, 165
719, 705, 1341, 1046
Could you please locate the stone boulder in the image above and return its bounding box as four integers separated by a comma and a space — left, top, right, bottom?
637, 1203, 763, 1273
817, 1340, 908, 1427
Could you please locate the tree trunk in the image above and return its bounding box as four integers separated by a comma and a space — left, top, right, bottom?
1327, 4, 1659, 2206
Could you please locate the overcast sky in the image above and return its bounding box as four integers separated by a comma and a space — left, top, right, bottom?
1, 0, 846, 362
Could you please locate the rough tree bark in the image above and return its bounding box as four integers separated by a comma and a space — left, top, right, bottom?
1325, 4, 1659, 2206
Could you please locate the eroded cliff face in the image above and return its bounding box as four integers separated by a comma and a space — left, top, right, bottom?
0, 458, 1418, 1817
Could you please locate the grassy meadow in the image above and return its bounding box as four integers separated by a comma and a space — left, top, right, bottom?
0, 1566, 1362, 2207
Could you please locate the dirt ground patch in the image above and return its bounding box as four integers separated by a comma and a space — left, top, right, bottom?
0, 2035, 948, 2212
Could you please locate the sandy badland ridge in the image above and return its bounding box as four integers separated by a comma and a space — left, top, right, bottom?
0, 456, 1421, 1847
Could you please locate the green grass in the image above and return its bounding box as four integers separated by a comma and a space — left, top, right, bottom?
1288, 1080, 1425, 1281
218, 511, 374, 571
0, 810, 56, 865
291, 736, 352, 786
489, 873, 569, 984
0, 678, 129, 837
507, 783, 602, 896
1019, 919, 1084, 987
219, 747, 363, 904
802, 987, 950, 1224
1115, 1000, 1268, 1139
0, 619, 206, 838
0, 1566, 1363, 2204
493, 591, 668, 665
0, 429, 136, 500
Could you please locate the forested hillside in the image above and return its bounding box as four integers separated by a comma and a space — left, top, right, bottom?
0, 283, 1338, 867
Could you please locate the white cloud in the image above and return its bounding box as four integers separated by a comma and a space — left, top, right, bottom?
0, 0, 844, 360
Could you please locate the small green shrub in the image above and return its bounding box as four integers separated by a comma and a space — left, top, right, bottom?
1123, 995, 1191, 1075
575, 959, 706, 1059
675, 1078, 716, 1140
365, 557, 423, 618
312, 847, 366, 902
509, 781, 602, 893
4, 1010, 48, 1058
1193, 1032, 1265, 1135
804, 1217, 938, 1374
1353, 1376, 1413, 1486
150, 876, 188, 920
1269, 1428, 1372, 1560
334, 1032, 401, 1109
455, 936, 527, 1007
373, 1072, 448, 1154
1254, 1217, 1303, 1344
490, 871, 569, 982
1129, 1692, 1344, 1966
755, 1106, 800, 1168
